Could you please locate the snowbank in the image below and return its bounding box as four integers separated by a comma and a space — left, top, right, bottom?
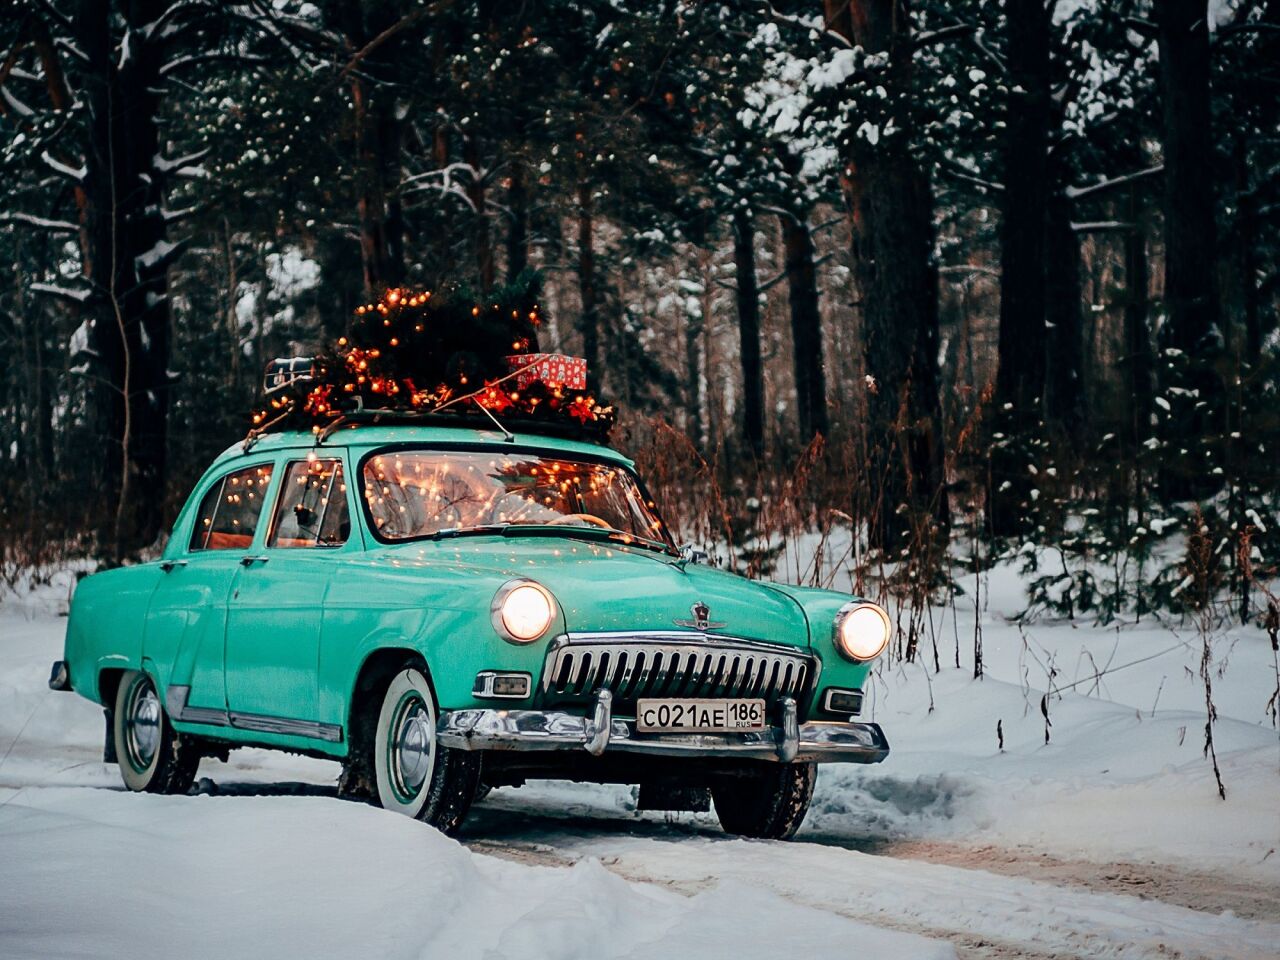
0, 788, 955, 960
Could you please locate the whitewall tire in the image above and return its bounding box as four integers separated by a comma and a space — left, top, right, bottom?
371, 665, 481, 834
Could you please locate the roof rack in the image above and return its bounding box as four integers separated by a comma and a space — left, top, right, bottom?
312, 406, 608, 445
263, 357, 317, 395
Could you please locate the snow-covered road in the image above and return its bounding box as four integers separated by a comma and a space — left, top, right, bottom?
2, 573, 1278, 960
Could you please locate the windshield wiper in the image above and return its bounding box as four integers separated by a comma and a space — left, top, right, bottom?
425, 523, 510, 541
499, 523, 676, 556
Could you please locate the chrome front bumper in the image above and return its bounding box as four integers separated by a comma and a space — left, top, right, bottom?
436, 690, 889, 764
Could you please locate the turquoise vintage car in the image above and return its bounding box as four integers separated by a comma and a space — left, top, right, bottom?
51, 424, 890, 838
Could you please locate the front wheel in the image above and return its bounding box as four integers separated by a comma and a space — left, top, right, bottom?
711, 762, 816, 840
370, 665, 481, 835
112, 670, 201, 794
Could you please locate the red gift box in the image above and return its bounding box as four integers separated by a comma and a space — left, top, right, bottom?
505, 353, 588, 391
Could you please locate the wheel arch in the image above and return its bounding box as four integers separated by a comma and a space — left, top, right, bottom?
98, 666, 129, 709
347, 646, 436, 749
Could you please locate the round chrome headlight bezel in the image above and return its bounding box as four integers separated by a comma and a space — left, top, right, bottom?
833, 601, 891, 662
491, 579, 557, 644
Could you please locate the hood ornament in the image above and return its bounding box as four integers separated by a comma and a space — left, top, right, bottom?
674, 601, 725, 631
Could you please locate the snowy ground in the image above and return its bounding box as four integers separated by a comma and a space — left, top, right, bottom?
2, 568, 1278, 960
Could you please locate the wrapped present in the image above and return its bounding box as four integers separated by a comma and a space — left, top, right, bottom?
505, 353, 588, 391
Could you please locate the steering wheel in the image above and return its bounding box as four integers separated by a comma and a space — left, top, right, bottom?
546, 512, 613, 529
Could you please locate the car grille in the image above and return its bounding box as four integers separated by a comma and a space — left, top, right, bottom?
540, 632, 816, 712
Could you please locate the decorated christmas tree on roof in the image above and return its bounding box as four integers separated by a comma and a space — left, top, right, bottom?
250, 271, 614, 442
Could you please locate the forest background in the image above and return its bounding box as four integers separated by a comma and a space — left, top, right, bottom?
1, 0, 1277, 647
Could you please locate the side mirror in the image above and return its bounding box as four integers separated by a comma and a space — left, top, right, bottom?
678, 544, 709, 565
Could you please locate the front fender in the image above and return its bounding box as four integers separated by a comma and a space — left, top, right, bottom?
760, 582, 880, 692
318, 562, 567, 728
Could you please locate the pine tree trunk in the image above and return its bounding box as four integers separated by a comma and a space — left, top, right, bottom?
342, 2, 407, 295
1154, 0, 1220, 357
507, 164, 529, 281
685, 306, 704, 448
76, 0, 175, 558
733, 207, 765, 456
780, 211, 828, 443
463, 133, 494, 291
1044, 194, 1084, 432
990, 0, 1052, 536
1122, 189, 1152, 452
577, 179, 600, 374
843, 0, 947, 547
1154, 0, 1222, 499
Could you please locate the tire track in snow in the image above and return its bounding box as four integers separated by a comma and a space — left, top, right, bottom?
463, 818, 1280, 960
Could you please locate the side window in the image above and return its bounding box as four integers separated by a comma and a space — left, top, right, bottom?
269, 459, 350, 548
188, 464, 275, 551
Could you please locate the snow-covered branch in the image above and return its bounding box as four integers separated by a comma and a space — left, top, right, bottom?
40, 150, 86, 182
0, 212, 79, 233
134, 238, 188, 274
161, 53, 273, 77
153, 148, 210, 175
1065, 165, 1163, 201
162, 203, 202, 224
1, 86, 36, 119
914, 23, 975, 51
30, 281, 91, 303
940, 160, 1004, 193
1071, 220, 1135, 232
765, 2, 852, 49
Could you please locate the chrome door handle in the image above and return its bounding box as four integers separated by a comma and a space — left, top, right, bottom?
240, 555, 270, 566
160, 559, 188, 572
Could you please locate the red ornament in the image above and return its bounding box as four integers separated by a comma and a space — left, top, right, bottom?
567, 396, 597, 423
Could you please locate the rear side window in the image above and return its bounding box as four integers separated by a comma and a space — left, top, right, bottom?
269, 459, 350, 548
188, 464, 275, 551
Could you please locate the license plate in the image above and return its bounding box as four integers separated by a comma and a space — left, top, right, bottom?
636, 698, 766, 733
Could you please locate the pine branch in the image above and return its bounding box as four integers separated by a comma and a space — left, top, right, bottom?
914, 23, 975, 51
160, 52, 274, 76
1064, 165, 1162, 200
0, 212, 78, 233
1071, 220, 1136, 232
30, 281, 91, 303
39, 149, 85, 182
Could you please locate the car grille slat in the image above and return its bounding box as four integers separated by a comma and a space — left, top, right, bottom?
542, 634, 816, 713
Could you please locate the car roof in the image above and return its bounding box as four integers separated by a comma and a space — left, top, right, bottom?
213, 424, 635, 470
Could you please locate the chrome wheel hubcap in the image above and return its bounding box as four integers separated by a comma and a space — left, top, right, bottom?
390, 694, 434, 802
125, 680, 161, 772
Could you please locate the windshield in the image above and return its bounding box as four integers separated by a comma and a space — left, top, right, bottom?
362, 449, 672, 547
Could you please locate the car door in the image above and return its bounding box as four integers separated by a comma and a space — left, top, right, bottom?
222, 453, 355, 741
146, 460, 278, 723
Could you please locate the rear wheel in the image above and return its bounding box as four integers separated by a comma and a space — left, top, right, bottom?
112, 670, 201, 795
711, 762, 816, 840
370, 665, 481, 835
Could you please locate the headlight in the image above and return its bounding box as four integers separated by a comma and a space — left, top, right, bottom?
833, 601, 890, 662
491, 580, 556, 644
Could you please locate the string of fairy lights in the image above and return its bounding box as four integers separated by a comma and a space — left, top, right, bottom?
249, 286, 615, 441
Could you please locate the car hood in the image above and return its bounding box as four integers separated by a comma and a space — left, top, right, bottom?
374, 535, 813, 649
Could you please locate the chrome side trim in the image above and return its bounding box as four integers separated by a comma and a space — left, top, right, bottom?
166, 684, 341, 742
437, 690, 889, 764
229, 712, 344, 743
165, 685, 229, 727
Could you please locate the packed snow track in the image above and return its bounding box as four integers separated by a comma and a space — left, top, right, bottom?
3, 578, 1277, 960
